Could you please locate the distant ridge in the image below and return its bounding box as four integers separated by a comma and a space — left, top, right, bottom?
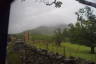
27, 24, 67, 35
9, 24, 68, 35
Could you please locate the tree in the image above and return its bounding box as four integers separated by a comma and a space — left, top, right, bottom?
0, 0, 15, 63
54, 28, 63, 46
62, 28, 70, 42
68, 6, 96, 54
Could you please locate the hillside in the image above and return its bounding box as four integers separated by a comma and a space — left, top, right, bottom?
28, 24, 67, 35
8, 24, 68, 39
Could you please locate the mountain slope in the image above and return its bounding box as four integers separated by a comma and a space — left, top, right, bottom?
28, 24, 68, 35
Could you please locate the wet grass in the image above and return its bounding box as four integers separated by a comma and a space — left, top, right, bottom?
29, 41, 96, 62
7, 41, 96, 63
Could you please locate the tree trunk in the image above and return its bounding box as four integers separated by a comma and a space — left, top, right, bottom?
91, 46, 95, 54
0, 0, 14, 64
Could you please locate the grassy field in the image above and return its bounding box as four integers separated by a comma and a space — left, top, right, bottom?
28, 41, 96, 62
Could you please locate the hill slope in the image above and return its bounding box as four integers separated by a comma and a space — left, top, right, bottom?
28, 24, 67, 35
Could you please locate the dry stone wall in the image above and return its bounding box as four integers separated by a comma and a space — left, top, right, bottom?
14, 40, 96, 64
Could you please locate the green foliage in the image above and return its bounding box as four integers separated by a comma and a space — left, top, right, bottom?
31, 41, 96, 62
7, 42, 21, 64
67, 6, 96, 53
54, 28, 63, 46
62, 28, 70, 42
16, 33, 24, 39
30, 33, 53, 41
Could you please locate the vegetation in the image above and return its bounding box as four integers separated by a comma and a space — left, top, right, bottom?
30, 33, 53, 41
29, 41, 96, 62
66, 6, 96, 54
7, 42, 21, 64
53, 28, 63, 46
51, 6, 96, 54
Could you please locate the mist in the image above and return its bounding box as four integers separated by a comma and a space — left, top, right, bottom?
8, 0, 85, 34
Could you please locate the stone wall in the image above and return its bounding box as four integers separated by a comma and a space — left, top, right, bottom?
14, 40, 96, 64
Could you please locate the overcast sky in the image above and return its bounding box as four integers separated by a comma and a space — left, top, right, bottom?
8, 0, 95, 34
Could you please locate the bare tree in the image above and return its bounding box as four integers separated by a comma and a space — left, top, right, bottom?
45, 0, 62, 8
45, 0, 96, 8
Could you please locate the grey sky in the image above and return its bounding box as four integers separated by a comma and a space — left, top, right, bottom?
8, 0, 89, 34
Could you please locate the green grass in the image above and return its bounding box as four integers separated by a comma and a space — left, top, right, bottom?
29, 41, 96, 62
7, 42, 22, 64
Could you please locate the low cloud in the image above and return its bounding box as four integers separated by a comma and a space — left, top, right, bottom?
8, 0, 85, 34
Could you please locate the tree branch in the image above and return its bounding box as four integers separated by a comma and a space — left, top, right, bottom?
76, 0, 96, 8
46, 0, 56, 6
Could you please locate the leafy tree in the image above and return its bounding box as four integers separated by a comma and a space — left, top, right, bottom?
68, 6, 96, 54
54, 28, 63, 46
62, 28, 70, 42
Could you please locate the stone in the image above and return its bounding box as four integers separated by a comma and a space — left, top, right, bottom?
15, 44, 96, 64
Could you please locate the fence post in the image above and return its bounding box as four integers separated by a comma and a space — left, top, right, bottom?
63, 46, 66, 57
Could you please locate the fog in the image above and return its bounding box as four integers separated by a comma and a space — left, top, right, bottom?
8, 0, 87, 34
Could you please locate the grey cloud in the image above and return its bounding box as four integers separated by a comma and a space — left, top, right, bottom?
8, 0, 85, 34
